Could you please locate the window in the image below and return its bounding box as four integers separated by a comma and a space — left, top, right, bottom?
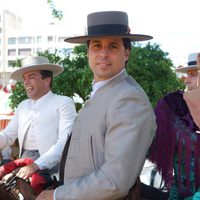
58, 37, 65, 42
18, 37, 32, 44
8, 37, 17, 44
36, 48, 42, 52
36, 36, 42, 43
48, 36, 53, 42
47, 47, 55, 53
18, 48, 31, 56
8, 60, 15, 68
8, 49, 16, 56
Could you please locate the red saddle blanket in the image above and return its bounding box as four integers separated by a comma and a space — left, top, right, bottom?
0, 158, 49, 194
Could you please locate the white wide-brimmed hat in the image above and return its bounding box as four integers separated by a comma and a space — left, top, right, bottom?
176, 52, 200, 73
64, 11, 153, 44
10, 56, 63, 81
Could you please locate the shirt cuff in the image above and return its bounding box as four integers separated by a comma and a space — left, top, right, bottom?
54, 188, 57, 200
34, 159, 48, 170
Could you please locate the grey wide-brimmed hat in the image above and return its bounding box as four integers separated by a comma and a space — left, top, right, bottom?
64, 11, 153, 44
10, 56, 63, 81
176, 52, 200, 73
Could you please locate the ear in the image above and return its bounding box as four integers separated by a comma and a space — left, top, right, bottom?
45, 77, 51, 87
124, 49, 130, 61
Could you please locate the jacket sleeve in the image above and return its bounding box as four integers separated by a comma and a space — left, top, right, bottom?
0, 108, 19, 149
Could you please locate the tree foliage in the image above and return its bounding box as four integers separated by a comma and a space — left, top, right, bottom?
9, 43, 184, 111
127, 43, 184, 107
47, 0, 63, 21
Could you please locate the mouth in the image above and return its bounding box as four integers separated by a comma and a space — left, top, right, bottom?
97, 62, 111, 68
25, 86, 33, 93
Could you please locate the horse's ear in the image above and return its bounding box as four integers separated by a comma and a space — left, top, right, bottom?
16, 177, 37, 200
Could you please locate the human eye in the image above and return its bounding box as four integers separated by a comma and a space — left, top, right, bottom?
191, 72, 198, 77
29, 74, 37, 80
93, 43, 101, 49
109, 43, 118, 49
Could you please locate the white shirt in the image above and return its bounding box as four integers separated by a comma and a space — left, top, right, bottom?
90, 69, 125, 98
0, 91, 77, 172
23, 92, 50, 150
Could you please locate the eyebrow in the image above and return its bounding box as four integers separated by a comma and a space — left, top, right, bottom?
23, 73, 38, 79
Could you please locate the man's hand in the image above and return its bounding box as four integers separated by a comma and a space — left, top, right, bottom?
16, 162, 39, 179
36, 190, 54, 200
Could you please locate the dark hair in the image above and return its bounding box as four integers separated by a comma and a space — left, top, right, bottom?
122, 38, 132, 66
40, 70, 53, 89
122, 38, 132, 50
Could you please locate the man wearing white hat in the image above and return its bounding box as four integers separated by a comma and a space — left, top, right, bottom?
149, 52, 200, 199
0, 56, 76, 183
37, 11, 156, 200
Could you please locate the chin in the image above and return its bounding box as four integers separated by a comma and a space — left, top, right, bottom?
27, 94, 34, 99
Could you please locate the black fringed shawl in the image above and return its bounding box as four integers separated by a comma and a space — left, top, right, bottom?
149, 90, 200, 197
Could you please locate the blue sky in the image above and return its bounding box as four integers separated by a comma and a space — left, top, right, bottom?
1, 0, 200, 67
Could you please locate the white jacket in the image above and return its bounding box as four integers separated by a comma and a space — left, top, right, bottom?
0, 91, 77, 170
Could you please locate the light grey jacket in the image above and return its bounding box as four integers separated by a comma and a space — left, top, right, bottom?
56, 71, 156, 200
0, 91, 77, 170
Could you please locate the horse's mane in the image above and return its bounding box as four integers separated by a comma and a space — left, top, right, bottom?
0, 176, 37, 200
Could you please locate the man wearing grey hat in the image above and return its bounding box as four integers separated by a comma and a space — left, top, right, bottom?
0, 56, 76, 184
37, 11, 156, 200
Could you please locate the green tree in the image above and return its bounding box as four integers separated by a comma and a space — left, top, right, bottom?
127, 43, 184, 107
47, 0, 63, 21
9, 43, 184, 110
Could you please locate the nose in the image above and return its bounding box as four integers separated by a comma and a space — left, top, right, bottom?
184, 76, 191, 84
99, 47, 109, 57
23, 78, 30, 86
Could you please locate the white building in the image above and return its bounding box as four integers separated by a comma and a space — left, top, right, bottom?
0, 9, 21, 87
0, 8, 73, 87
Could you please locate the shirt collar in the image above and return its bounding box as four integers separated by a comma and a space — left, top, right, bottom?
90, 69, 125, 98
31, 91, 52, 106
